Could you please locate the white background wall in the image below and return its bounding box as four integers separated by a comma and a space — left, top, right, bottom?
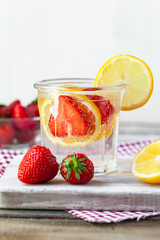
0, 0, 160, 123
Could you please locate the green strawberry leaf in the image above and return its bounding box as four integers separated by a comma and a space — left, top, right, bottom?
76, 168, 82, 174
74, 170, 80, 180
66, 169, 71, 180
78, 162, 86, 166
77, 158, 86, 162
79, 166, 88, 172
60, 168, 66, 173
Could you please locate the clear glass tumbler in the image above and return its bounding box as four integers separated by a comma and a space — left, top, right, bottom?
34, 78, 125, 175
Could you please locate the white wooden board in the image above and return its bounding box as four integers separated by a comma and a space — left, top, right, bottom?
0, 155, 160, 211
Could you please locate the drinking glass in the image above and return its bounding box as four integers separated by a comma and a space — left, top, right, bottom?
34, 78, 125, 175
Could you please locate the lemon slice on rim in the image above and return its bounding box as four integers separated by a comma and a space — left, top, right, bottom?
131, 139, 160, 184
40, 95, 101, 147
94, 55, 154, 110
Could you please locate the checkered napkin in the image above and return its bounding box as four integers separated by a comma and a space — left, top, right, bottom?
0, 139, 160, 223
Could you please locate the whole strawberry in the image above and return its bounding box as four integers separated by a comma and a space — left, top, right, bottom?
0, 104, 5, 117
15, 129, 35, 143
12, 103, 35, 130
26, 99, 39, 117
0, 123, 15, 145
1, 100, 20, 118
18, 146, 59, 184
60, 153, 94, 184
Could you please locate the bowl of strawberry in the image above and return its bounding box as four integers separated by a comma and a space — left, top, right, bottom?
0, 99, 40, 149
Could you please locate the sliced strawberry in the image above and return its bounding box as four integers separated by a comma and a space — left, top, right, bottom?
12, 103, 35, 130
87, 95, 114, 125
1, 100, 20, 118
48, 96, 89, 137
84, 88, 114, 125
0, 124, 15, 145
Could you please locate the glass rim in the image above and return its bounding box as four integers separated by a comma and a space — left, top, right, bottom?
34, 78, 126, 94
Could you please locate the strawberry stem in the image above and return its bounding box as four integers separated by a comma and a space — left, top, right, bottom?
61, 153, 88, 180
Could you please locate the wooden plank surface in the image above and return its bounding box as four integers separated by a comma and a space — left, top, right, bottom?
0, 211, 160, 240
0, 155, 160, 211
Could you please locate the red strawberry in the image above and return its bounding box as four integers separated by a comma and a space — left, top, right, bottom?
0, 123, 15, 145
26, 99, 39, 117
48, 95, 89, 137
1, 100, 20, 118
15, 129, 35, 143
60, 153, 94, 184
0, 104, 5, 117
12, 103, 35, 130
84, 88, 114, 125
18, 145, 59, 184
87, 95, 114, 125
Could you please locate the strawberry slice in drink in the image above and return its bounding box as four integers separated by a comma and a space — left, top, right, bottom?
48, 95, 89, 137
84, 88, 114, 125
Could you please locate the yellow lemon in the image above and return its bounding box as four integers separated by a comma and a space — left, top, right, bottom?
94, 55, 153, 110
131, 139, 160, 184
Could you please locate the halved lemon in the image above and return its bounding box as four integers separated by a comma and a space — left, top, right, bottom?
131, 139, 160, 184
94, 55, 154, 110
40, 95, 101, 147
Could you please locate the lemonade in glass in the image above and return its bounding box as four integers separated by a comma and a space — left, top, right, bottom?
34, 78, 125, 175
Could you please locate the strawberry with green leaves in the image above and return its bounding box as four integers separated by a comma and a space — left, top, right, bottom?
60, 153, 94, 184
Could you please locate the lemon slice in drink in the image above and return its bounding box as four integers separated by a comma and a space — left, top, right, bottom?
40, 95, 101, 147
131, 139, 160, 184
94, 113, 116, 141
94, 55, 154, 110
57, 84, 84, 91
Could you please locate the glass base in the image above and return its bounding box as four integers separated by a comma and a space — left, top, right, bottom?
41, 122, 118, 176
94, 157, 117, 175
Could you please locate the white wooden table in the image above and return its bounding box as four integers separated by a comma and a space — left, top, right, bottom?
0, 123, 160, 240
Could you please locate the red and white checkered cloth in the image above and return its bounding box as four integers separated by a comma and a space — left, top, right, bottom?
0, 149, 25, 176
0, 139, 160, 223
68, 210, 160, 223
